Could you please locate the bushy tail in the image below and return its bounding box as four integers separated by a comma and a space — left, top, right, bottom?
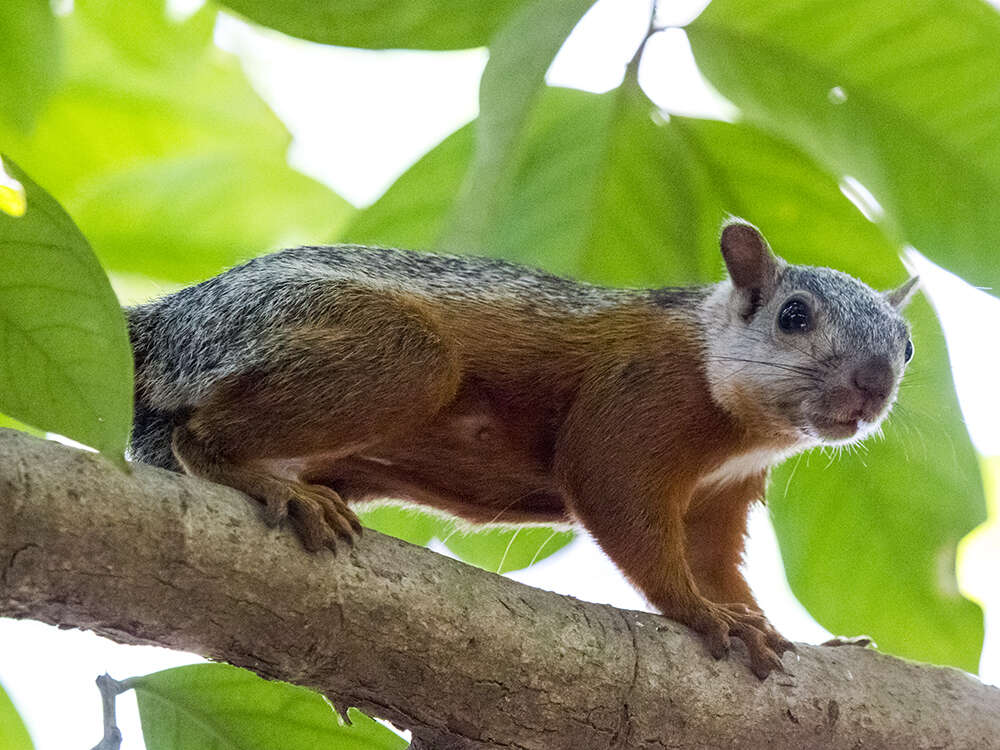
129, 403, 182, 472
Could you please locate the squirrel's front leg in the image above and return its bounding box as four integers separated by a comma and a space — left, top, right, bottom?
559, 467, 787, 678
685, 478, 796, 662
555, 373, 790, 679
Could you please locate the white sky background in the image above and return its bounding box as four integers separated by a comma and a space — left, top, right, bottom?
2, 0, 999, 747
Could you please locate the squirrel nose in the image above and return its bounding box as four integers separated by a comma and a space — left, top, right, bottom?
852, 356, 893, 401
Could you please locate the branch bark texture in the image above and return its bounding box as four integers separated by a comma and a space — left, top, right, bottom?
0, 429, 997, 749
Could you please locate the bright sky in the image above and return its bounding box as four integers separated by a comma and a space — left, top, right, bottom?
2, 1, 998, 747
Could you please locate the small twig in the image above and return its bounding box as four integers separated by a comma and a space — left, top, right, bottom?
89, 674, 129, 750
625, 0, 660, 84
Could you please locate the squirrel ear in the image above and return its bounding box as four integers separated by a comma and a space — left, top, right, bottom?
720, 219, 781, 293
884, 275, 920, 310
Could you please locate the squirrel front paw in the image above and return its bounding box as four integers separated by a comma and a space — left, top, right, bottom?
258, 480, 363, 553
691, 602, 796, 680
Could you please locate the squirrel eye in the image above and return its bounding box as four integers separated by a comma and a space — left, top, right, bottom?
778, 299, 811, 333
904, 338, 914, 363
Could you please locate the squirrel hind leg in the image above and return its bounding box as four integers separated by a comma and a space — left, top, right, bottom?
168, 290, 461, 551
172, 422, 361, 551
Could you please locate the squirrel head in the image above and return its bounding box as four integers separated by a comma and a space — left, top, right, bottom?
702, 219, 918, 447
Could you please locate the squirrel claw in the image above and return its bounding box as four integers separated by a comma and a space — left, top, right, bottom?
773, 635, 798, 655
702, 621, 731, 659
695, 602, 791, 679
260, 481, 361, 553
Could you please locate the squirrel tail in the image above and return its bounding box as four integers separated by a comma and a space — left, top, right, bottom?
129, 403, 182, 472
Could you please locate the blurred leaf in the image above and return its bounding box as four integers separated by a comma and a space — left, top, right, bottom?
0, 0, 60, 132
0, 681, 33, 750
359, 503, 449, 546
443, 526, 574, 574
771, 298, 985, 672
343, 124, 474, 248
350, 84, 697, 281
956, 456, 1000, 618
132, 663, 406, 750
359, 503, 573, 573
484, 83, 720, 283
452, 82, 901, 288
686, 0, 1000, 292
71, 152, 346, 283
216, 0, 531, 50
0, 0, 351, 283
0, 158, 132, 463
0, 168, 26, 217
438, 0, 597, 252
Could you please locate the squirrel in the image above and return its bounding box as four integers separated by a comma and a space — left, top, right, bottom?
125, 220, 918, 679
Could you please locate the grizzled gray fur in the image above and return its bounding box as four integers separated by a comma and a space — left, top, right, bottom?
127, 245, 690, 470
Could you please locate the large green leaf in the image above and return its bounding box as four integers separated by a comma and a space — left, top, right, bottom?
443, 526, 574, 574
467, 83, 901, 286
358, 503, 574, 573
0, 681, 33, 750
0, 158, 132, 462
216, 0, 528, 50
437, 0, 597, 252
343, 124, 474, 249
131, 663, 406, 750
69, 153, 346, 283
344, 80, 984, 667
359, 503, 448, 547
0, 0, 351, 283
0, 0, 60, 132
685, 0, 1000, 292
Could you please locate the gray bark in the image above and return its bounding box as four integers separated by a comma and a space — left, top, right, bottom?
0, 428, 997, 749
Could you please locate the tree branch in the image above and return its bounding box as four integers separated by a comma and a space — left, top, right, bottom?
0, 428, 997, 749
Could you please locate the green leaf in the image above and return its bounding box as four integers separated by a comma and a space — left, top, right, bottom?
0, 0, 60, 132
131, 663, 406, 750
0, 681, 34, 750
685, 0, 1000, 292
70, 152, 347, 283
343, 124, 474, 248
0, 0, 351, 283
443, 526, 574, 574
478, 83, 711, 284
0, 158, 132, 462
771, 298, 985, 672
662, 116, 903, 285
0, 412, 45, 438
359, 503, 449, 546
358, 503, 573, 573
437, 0, 597, 252
216, 0, 529, 50
471, 82, 899, 288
